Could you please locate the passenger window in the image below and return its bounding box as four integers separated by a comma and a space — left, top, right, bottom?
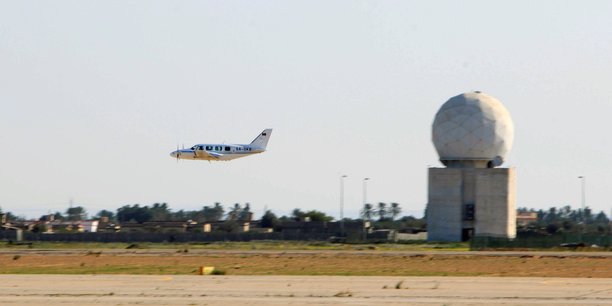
225, 146, 231, 152
206, 146, 213, 150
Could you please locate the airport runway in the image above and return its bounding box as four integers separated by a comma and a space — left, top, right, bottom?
0, 274, 610, 305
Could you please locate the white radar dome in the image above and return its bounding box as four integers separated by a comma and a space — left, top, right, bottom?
432, 92, 514, 167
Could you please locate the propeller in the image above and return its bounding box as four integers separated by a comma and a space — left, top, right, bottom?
175, 145, 181, 162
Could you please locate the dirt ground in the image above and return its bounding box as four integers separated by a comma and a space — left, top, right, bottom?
1, 274, 611, 306
1, 249, 610, 277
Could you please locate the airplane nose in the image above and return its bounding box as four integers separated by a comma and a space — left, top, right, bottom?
170, 151, 177, 158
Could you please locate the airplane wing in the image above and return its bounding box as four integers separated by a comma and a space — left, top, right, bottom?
201, 150, 223, 159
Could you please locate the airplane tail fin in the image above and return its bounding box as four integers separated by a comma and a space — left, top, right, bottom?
250, 129, 273, 150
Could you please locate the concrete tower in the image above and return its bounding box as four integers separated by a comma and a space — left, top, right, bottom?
427, 92, 516, 242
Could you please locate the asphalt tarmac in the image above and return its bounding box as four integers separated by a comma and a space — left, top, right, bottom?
0, 274, 610, 305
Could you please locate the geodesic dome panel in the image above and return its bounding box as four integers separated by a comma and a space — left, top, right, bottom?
432, 92, 514, 164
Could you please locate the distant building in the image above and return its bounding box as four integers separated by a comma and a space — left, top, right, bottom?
516, 212, 538, 226
45, 220, 99, 233
81, 220, 99, 232
120, 221, 191, 233
279, 220, 371, 237
96, 217, 120, 233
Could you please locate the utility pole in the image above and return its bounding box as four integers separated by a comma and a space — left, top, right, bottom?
340, 175, 347, 236
578, 176, 586, 222
362, 178, 371, 207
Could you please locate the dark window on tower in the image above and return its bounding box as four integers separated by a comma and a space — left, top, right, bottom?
464, 204, 475, 221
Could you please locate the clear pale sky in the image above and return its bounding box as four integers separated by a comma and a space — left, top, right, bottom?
1, 1, 612, 219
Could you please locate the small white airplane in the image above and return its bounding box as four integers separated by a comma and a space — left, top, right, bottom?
170, 129, 272, 161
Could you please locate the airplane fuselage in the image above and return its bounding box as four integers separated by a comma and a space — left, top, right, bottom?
171, 144, 264, 161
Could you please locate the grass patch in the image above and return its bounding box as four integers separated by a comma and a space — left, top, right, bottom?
211, 269, 226, 275
1, 251, 606, 277
0, 241, 470, 252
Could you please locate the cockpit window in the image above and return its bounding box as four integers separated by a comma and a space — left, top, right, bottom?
191, 146, 197, 150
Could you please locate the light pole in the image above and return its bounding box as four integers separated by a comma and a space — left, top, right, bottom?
340, 175, 347, 236
362, 178, 370, 207
578, 176, 586, 222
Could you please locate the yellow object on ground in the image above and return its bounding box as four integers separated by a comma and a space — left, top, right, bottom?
199, 266, 215, 275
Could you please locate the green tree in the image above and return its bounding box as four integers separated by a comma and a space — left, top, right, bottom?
399, 215, 427, 230
219, 220, 240, 233
544, 207, 557, 223
227, 203, 242, 221
594, 211, 609, 224
150, 203, 171, 221
260, 210, 278, 228
377, 203, 388, 221
546, 223, 559, 234
560, 205, 572, 219
53, 211, 64, 221
173, 209, 187, 221
239, 203, 251, 221
561, 220, 574, 231
31, 223, 47, 233
96, 210, 115, 220
66, 206, 87, 221
536, 209, 545, 224
583, 207, 593, 224
117, 204, 152, 223
360, 203, 374, 221
201, 203, 224, 222
291, 208, 306, 221
389, 203, 402, 221
303, 210, 333, 222
0, 207, 24, 222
